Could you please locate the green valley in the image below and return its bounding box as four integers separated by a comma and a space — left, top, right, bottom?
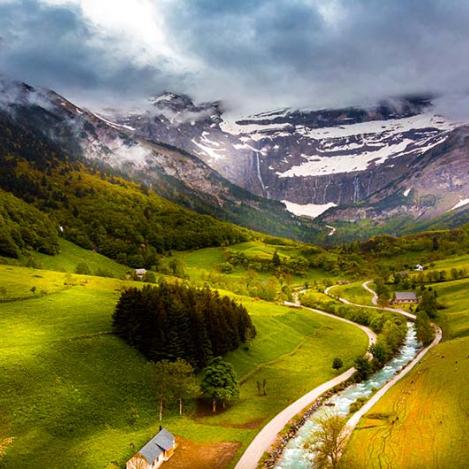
0, 242, 368, 468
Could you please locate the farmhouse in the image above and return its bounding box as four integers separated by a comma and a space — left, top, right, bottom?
392, 291, 418, 304
134, 268, 147, 280
127, 428, 176, 469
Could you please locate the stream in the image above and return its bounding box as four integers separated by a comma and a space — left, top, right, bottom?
274, 322, 420, 468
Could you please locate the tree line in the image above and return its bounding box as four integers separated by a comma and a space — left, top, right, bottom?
112, 282, 256, 369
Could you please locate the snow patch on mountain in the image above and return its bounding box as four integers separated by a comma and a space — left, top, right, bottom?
450, 198, 469, 211
278, 138, 415, 177
403, 187, 412, 197
282, 200, 337, 218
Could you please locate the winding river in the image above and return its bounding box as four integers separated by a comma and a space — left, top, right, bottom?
274, 322, 421, 469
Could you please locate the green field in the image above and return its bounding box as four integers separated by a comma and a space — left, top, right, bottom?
0, 246, 368, 468
1, 238, 130, 279
340, 277, 469, 468
328, 281, 374, 306
30, 238, 130, 277
176, 240, 339, 289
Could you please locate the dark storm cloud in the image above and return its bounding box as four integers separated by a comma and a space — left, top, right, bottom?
165, 0, 469, 110
0, 0, 178, 107
1, 0, 469, 112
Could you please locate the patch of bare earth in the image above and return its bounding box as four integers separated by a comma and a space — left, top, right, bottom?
165, 437, 240, 469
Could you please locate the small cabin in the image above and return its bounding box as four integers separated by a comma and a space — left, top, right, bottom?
134, 268, 147, 280
392, 291, 418, 304
127, 428, 176, 469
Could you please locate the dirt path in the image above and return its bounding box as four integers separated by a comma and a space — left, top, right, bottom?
234, 302, 376, 469
362, 280, 378, 305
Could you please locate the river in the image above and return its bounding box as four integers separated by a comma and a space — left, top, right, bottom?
274, 322, 420, 468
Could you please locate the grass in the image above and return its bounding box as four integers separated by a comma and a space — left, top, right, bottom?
0, 263, 368, 468
340, 276, 469, 469
328, 281, 374, 306
1, 239, 130, 279
427, 253, 469, 271
175, 240, 339, 290
30, 239, 130, 277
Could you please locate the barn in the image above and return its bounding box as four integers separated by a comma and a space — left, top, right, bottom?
127, 428, 176, 469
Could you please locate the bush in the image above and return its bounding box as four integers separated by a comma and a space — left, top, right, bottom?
332, 357, 343, 370
75, 262, 91, 275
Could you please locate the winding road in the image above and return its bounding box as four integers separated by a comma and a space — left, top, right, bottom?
235, 281, 442, 469
325, 281, 416, 320
234, 298, 376, 469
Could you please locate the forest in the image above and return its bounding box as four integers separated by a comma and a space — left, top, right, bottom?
0, 189, 59, 258
0, 113, 251, 263
112, 282, 257, 368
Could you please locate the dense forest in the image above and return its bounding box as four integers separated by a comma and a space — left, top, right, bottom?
112, 283, 256, 368
0, 113, 251, 264
0, 189, 59, 258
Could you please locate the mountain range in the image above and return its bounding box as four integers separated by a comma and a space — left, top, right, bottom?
1, 76, 468, 243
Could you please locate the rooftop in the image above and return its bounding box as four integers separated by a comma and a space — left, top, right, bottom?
138, 428, 175, 463
395, 291, 417, 301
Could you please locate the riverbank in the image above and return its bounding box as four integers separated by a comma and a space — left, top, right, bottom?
234, 302, 375, 469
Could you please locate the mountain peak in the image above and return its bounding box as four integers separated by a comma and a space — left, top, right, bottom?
148, 91, 195, 111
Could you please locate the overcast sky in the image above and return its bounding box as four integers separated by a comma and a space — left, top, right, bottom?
1, 0, 469, 114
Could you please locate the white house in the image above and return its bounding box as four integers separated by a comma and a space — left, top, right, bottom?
414, 264, 424, 271
127, 428, 176, 469
134, 268, 147, 280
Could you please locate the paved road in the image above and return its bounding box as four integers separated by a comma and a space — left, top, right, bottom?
234, 302, 376, 469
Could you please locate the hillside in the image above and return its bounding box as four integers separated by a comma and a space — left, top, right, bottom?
0, 78, 320, 242
0, 188, 59, 258
0, 110, 257, 264
0, 262, 367, 468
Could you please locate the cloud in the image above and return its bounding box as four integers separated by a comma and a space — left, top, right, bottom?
1, 0, 469, 113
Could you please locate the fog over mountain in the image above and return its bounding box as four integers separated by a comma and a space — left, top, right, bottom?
2, 0, 469, 114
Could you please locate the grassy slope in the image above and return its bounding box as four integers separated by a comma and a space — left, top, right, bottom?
30, 238, 130, 277
341, 277, 469, 469
328, 281, 374, 306
176, 240, 339, 287
0, 255, 367, 468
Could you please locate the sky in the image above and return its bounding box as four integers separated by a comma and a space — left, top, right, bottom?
1, 0, 469, 114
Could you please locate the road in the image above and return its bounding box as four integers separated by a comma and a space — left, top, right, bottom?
234, 301, 376, 469
325, 282, 416, 320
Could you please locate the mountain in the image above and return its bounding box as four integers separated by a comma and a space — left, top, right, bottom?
0, 77, 319, 241
110, 92, 469, 239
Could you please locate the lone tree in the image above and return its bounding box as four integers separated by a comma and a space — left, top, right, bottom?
415, 311, 435, 346
272, 250, 281, 267
304, 414, 347, 469
169, 359, 199, 416
149, 360, 173, 422
332, 358, 343, 371
354, 356, 372, 381
200, 357, 239, 413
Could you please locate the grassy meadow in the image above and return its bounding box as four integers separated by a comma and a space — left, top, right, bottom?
327, 281, 374, 305
0, 243, 368, 468
175, 240, 340, 290
340, 277, 469, 469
